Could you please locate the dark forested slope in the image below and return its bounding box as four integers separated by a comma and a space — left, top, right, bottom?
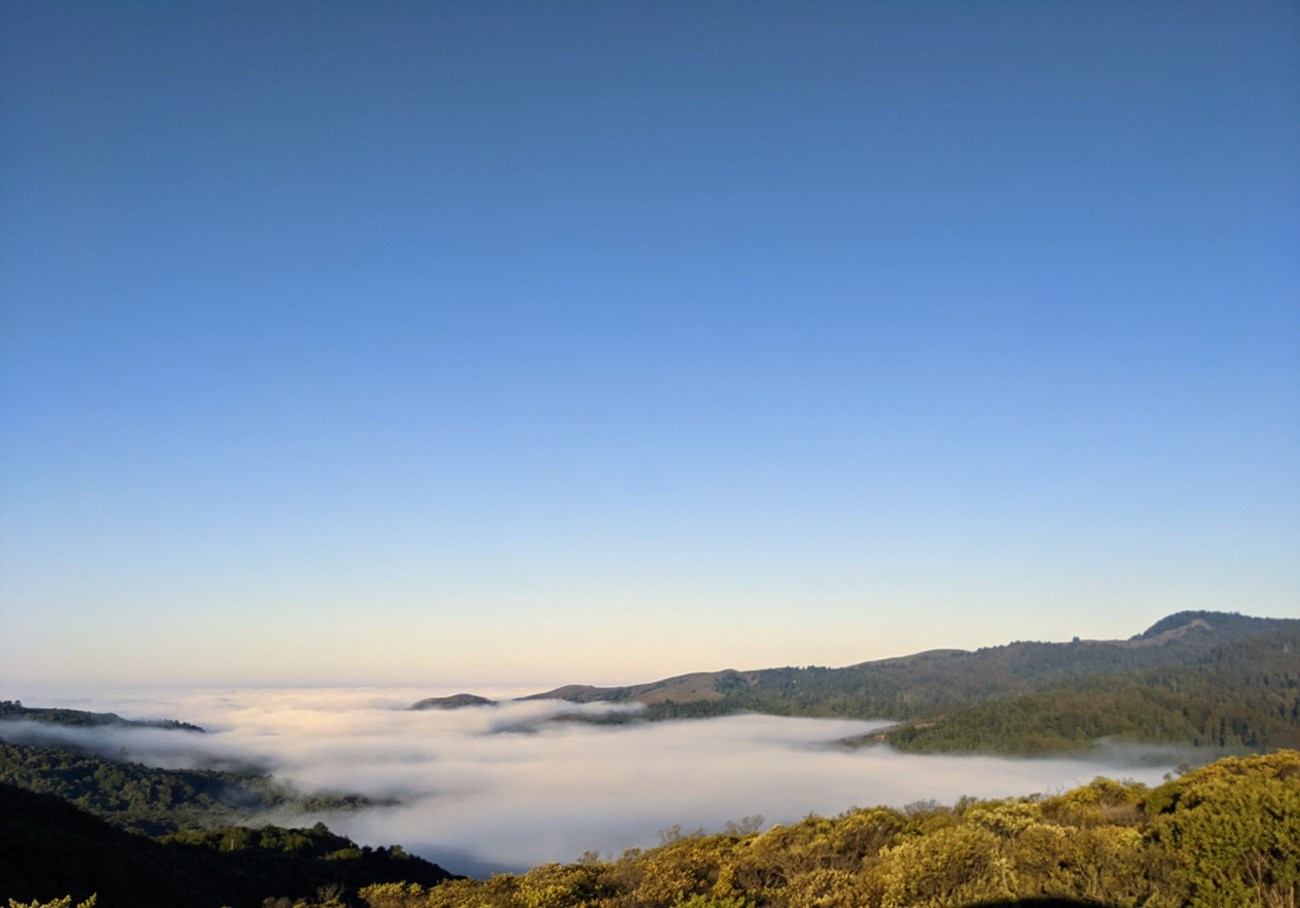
0, 740, 378, 836
885, 627, 1300, 753
0, 782, 456, 908
0, 715, 453, 906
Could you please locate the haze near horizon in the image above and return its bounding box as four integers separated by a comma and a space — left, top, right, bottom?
2, 1, 1297, 688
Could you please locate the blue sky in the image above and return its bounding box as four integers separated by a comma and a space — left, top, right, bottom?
3, 1, 1297, 688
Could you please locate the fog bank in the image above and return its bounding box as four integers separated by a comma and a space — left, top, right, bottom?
4, 687, 1181, 875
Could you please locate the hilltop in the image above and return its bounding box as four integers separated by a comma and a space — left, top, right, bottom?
410, 693, 498, 710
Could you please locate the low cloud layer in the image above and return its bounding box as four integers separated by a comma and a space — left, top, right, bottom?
5, 687, 1181, 875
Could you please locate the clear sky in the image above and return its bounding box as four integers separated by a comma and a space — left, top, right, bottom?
2, 1, 1297, 689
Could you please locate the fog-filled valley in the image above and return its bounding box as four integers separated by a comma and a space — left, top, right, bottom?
5, 1, 1298, 903
3, 687, 1184, 875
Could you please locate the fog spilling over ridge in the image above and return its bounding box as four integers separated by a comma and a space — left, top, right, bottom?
2, 687, 1186, 875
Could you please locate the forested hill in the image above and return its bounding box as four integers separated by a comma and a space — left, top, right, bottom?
0, 699, 204, 733
0, 782, 456, 908
0, 740, 381, 836
507, 611, 1300, 754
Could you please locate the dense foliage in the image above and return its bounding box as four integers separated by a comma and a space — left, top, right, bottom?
0, 741, 376, 835
0, 782, 455, 908
317, 751, 1296, 908
8, 898, 97, 908
885, 631, 1300, 754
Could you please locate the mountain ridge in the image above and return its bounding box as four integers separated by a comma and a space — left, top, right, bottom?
510, 611, 1288, 709
412, 611, 1300, 754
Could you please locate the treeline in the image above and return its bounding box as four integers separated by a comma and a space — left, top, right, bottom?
0, 700, 203, 732
0, 782, 454, 908
302, 750, 1296, 908
0, 741, 375, 836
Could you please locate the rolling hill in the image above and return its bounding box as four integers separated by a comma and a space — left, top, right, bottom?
452, 611, 1300, 754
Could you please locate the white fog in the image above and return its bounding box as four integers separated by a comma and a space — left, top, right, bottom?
3, 687, 1183, 876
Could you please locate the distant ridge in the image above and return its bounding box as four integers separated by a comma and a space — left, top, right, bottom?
0, 700, 204, 733
520, 670, 738, 706
515, 610, 1295, 708
410, 693, 498, 710
408, 611, 1300, 755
